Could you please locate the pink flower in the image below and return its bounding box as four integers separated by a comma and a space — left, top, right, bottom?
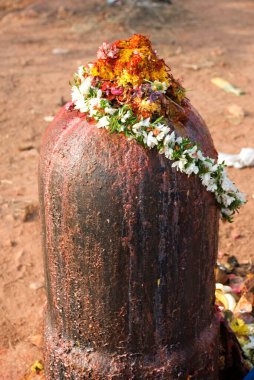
111, 87, 124, 95
97, 42, 119, 60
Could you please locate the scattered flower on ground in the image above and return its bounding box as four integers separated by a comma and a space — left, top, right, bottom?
215, 258, 254, 367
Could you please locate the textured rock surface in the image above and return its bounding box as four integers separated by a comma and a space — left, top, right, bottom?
39, 103, 219, 379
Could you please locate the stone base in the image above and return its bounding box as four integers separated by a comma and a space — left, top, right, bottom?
44, 318, 219, 380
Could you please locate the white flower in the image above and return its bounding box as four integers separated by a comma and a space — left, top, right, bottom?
155, 123, 169, 133
220, 194, 236, 207
72, 85, 89, 112
88, 95, 106, 116
97, 116, 110, 129
75, 99, 88, 113
141, 118, 151, 127
184, 145, 197, 158
132, 121, 143, 135
121, 110, 131, 123
154, 123, 170, 141
197, 150, 205, 161
221, 208, 234, 217
132, 118, 150, 135
140, 117, 151, 128
84, 63, 93, 75
78, 65, 85, 80
164, 132, 175, 146
164, 146, 174, 159
236, 191, 246, 203
200, 173, 217, 192
243, 336, 254, 350
105, 107, 116, 115
88, 98, 100, 116
151, 80, 168, 93
159, 142, 174, 159
219, 190, 245, 206
220, 173, 237, 192
176, 136, 183, 144
79, 76, 93, 96
157, 131, 167, 141
71, 86, 82, 103
184, 162, 199, 176
97, 89, 102, 99
206, 181, 218, 192
118, 124, 125, 132
211, 163, 218, 172
143, 131, 158, 148
200, 172, 211, 187
172, 157, 188, 172
203, 159, 215, 170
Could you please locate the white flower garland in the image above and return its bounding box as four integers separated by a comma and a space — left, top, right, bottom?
71, 66, 245, 222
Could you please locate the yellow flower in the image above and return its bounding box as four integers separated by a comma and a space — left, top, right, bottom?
31, 360, 44, 373
139, 99, 161, 113
118, 70, 140, 87
230, 318, 249, 336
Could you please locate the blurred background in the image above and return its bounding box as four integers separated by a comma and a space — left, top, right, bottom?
0, 0, 253, 378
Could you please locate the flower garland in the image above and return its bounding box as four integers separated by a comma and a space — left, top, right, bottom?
70, 35, 245, 222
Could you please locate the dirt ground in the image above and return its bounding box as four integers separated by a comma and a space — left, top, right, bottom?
0, 0, 253, 379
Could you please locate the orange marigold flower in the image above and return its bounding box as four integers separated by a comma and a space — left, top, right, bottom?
91, 34, 171, 87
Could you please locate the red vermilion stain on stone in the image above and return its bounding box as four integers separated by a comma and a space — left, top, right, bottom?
39, 103, 219, 379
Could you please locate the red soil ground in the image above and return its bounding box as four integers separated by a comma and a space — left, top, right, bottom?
0, 0, 253, 378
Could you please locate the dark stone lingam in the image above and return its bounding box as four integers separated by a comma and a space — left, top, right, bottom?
39, 102, 219, 379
